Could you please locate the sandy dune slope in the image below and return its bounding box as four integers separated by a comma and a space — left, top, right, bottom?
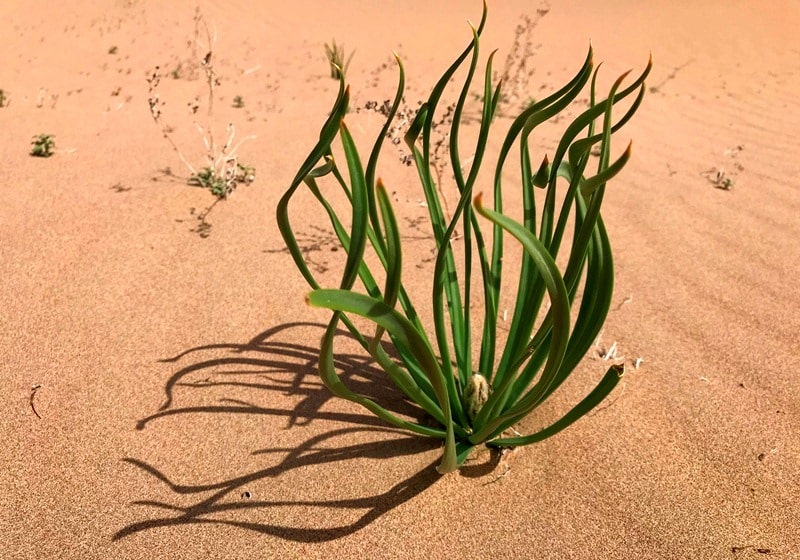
2, 1, 799, 558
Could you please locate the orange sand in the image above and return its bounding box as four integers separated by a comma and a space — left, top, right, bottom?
3, 1, 799, 558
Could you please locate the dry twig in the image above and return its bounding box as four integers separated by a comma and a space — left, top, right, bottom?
30, 384, 42, 419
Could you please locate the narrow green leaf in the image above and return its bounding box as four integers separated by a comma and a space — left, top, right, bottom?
581, 141, 632, 196
337, 121, 369, 291
317, 314, 447, 439
471, 194, 571, 442
308, 289, 459, 473
365, 54, 406, 248
277, 83, 349, 291
370, 179, 402, 347
488, 364, 624, 447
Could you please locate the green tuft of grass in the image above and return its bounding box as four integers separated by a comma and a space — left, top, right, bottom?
30, 133, 55, 157
189, 163, 255, 198
279, 2, 651, 474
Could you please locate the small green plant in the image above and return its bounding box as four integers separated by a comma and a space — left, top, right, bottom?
108, 45, 118, 55
0, 89, 7, 108
324, 39, 355, 79
279, 3, 651, 473
146, 8, 255, 199
30, 134, 55, 157
711, 169, 734, 190
189, 163, 255, 198
232, 95, 244, 108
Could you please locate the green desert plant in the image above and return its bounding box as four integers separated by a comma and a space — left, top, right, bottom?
30, 133, 55, 157
324, 39, 355, 79
279, 3, 651, 474
189, 163, 255, 197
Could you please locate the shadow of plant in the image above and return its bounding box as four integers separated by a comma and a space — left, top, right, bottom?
138, 321, 430, 430
116, 322, 443, 542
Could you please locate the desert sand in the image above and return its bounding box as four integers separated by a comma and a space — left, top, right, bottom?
2, 1, 799, 558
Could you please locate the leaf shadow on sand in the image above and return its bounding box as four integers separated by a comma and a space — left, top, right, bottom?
115, 321, 465, 543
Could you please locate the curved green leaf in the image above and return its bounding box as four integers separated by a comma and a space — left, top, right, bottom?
308, 289, 459, 473
489, 364, 624, 447
471, 194, 571, 442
